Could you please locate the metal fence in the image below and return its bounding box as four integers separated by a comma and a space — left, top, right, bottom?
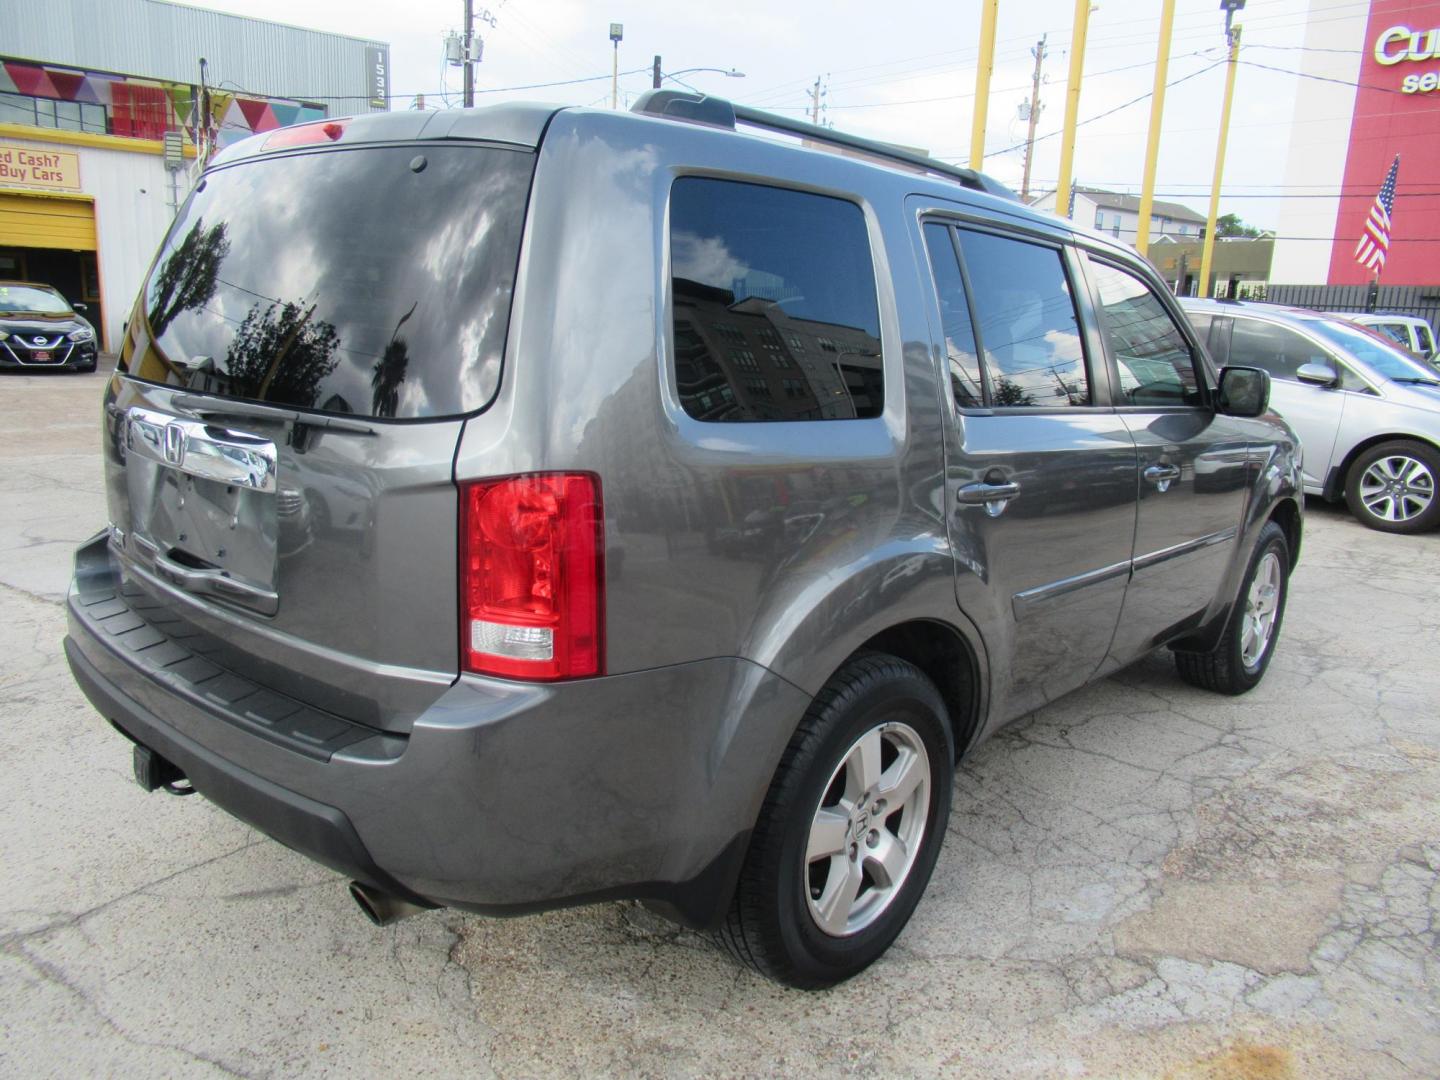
1260, 284, 1440, 333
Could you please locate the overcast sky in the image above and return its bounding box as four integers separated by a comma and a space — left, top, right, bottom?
184, 0, 1348, 230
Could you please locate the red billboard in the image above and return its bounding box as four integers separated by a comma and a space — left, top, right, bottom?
1327, 0, 1440, 284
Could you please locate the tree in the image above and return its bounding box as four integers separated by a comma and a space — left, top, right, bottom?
1215, 213, 1263, 238
146, 218, 230, 338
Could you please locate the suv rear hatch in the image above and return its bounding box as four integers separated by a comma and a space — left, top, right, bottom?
102, 133, 536, 732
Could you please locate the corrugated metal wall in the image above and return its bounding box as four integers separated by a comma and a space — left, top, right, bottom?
6, 0, 388, 113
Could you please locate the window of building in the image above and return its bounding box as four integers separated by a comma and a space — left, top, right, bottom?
1095, 211, 1105, 229
954, 229, 1090, 407
1088, 259, 1201, 406
0, 92, 108, 135
670, 177, 883, 422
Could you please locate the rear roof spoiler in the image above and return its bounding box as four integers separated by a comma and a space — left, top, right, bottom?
631, 89, 1019, 202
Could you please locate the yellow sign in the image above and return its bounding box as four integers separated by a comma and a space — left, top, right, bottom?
0, 143, 81, 192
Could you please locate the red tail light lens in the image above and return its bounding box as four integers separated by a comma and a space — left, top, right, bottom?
263, 120, 347, 151
460, 473, 604, 680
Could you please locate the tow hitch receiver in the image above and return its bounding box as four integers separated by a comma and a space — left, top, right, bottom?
133, 744, 195, 795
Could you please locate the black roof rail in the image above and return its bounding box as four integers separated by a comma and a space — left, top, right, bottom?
631, 89, 1018, 203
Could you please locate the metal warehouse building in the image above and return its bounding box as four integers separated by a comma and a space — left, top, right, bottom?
1, 0, 390, 351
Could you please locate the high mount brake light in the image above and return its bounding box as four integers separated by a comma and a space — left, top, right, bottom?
263, 121, 347, 151
460, 474, 604, 681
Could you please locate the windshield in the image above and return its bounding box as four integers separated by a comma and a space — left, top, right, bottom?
0, 284, 72, 316
127, 143, 534, 420
1306, 318, 1440, 383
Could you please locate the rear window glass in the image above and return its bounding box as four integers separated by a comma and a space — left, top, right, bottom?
128, 144, 533, 419
669, 177, 882, 422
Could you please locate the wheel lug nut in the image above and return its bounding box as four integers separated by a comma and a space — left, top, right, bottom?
867, 830, 879, 847
849, 843, 858, 860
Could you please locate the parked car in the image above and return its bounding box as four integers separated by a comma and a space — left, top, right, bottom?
1184, 299, 1440, 533
1330, 311, 1437, 365
65, 93, 1301, 989
0, 281, 98, 371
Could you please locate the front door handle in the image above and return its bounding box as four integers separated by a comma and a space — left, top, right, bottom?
957, 480, 1021, 516
1143, 463, 1181, 492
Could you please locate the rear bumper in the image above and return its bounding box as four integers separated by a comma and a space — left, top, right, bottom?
65, 533, 809, 927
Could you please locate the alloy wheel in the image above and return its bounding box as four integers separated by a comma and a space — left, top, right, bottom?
804, 721, 931, 937
1240, 551, 1283, 670
1358, 454, 1435, 524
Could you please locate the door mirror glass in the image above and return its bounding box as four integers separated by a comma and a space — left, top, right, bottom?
1296, 362, 1338, 387
1217, 365, 1270, 417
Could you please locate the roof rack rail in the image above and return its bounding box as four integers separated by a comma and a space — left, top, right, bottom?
631, 89, 1018, 203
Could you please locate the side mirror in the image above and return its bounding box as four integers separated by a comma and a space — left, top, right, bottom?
73, 302, 88, 312
1296, 362, 1338, 387
1217, 365, 1270, 417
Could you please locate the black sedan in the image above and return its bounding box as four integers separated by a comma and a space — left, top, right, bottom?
0, 281, 98, 372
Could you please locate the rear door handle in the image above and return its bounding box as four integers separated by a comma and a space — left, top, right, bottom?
1143, 464, 1181, 492
957, 480, 1021, 516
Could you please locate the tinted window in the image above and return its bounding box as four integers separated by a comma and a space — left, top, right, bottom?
1374, 322, 1410, 347
1226, 318, 1333, 382
1417, 323, 1436, 355
956, 230, 1088, 407
922, 223, 983, 408
670, 178, 881, 422
1187, 311, 1213, 344
129, 145, 533, 419
1089, 260, 1200, 406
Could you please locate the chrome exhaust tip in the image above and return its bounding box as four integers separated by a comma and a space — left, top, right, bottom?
348, 881, 432, 927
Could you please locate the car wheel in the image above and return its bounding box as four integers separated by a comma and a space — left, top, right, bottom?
1174, 520, 1289, 695
717, 654, 953, 988
1343, 440, 1440, 534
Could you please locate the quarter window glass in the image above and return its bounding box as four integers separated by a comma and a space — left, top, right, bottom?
922, 223, 983, 408
670, 178, 882, 422
1226, 319, 1332, 382
1417, 323, 1436, 355
956, 229, 1089, 407
1089, 260, 1200, 406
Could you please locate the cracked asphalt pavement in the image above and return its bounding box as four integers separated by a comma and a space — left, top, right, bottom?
2, 367, 1437, 1077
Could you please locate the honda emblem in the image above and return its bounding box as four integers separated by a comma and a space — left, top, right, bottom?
164, 423, 186, 466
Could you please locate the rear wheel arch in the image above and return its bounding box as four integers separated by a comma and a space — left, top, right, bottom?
848, 619, 983, 761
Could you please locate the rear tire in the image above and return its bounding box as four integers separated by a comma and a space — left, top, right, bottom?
1174, 520, 1289, 695
717, 654, 953, 988
1343, 440, 1440, 534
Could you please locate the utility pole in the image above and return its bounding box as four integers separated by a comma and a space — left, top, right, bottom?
810, 76, 822, 124
1054, 0, 1093, 220
652, 55, 662, 90
969, 0, 999, 172
463, 0, 474, 107
1135, 0, 1177, 257
1019, 35, 1047, 200
1199, 4, 1244, 298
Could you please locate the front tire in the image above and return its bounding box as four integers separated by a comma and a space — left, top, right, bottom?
1343, 440, 1440, 534
1174, 520, 1289, 695
717, 654, 953, 988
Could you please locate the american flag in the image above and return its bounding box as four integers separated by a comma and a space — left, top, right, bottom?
1354, 155, 1400, 274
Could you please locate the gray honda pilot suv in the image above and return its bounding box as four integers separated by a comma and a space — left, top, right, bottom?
65, 92, 1301, 988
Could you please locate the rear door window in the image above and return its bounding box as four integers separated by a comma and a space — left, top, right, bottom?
1226, 318, 1332, 382
130, 144, 534, 419
1087, 258, 1202, 406
669, 178, 882, 422
954, 229, 1089, 407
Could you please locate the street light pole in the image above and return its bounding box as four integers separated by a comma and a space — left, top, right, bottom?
968, 0, 999, 172
1199, 4, 1244, 297
1135, 0, 1176, 258
1054, 0, 1093, 219
610, 23, 623, 109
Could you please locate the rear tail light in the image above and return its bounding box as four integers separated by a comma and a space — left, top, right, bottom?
460, 473, 604, 681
